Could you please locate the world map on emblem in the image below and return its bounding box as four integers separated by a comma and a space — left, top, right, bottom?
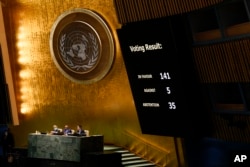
59, 22, 101, 74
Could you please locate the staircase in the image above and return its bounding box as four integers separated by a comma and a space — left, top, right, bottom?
104, 145, 158, 167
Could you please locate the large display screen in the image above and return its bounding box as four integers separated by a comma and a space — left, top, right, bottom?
117, 16, 211, 137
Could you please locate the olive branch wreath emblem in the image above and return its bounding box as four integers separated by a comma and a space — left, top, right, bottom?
59, 33, 99, 71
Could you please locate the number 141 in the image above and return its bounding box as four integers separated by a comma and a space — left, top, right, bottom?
160, 72, 171, 80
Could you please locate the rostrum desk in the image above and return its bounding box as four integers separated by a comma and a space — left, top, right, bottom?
27, 133, 104, 162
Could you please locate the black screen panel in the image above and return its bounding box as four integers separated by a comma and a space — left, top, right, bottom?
117, 16, 211, 137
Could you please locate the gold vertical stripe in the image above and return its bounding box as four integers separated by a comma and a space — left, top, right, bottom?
243, 40, 250, 81
172, 0, 179, 14
124, 0, 133, 22
221, 42, 232, 82
241, 40, 250, 81
209, 45, 218, 82
128, 0, 137, 22
161, 0, 170, 16
151, 0, 160, 18
145, 0, 151, 20
204, 47, 214, 82
234, 41, 243, 81
198, 0, 205, 9
114, 0, 126, 23
228, 42, 240, 82
193, 48, 203, 82
137, 0, 145, 20
212, 45, 222, 82
127, 0, 136, 22
155, 0, 166, 17
143, 0, 151, 20
235, 41, 247, 82
213, 45, 221, 82
188, 0, 197, 13
195, 48, 205, 82
202, 47, 212, 82
227, 43, 236, 82
164, 0, 172, 15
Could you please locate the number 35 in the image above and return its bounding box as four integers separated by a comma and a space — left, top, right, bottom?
168, 102, 176, 109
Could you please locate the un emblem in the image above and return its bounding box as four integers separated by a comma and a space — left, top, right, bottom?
50, 8, 114, 84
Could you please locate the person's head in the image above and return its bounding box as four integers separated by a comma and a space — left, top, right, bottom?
53, 125, 58, 130
77, 125, 82, 130
4, 128, 10, 135
65, 125, 69, 129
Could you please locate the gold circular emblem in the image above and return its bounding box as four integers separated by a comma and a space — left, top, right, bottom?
50, 8, 114, 84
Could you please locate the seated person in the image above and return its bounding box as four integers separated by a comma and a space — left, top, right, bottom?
74, 125, 86, 136
50, 125, 62, 135
63, 125, 72, 135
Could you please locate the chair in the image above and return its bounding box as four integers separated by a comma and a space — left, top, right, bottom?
84, 130, 89, 137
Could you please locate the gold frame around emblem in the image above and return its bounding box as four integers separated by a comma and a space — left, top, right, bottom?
50, 8, 115, 84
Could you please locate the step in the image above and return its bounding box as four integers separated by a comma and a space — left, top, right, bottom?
103, 145, 157, 167
104, 145, 124, 151
123, 162, 157, 167
122, 156, 141, 161
122, 159, 150, 165
121, 152, 137, 157
115, 150, 131, 154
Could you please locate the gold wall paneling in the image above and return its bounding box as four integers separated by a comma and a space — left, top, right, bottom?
114, 0, 224, 24
193, 38, 250, 83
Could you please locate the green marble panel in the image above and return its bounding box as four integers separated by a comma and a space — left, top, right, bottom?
28, 134, 103, 162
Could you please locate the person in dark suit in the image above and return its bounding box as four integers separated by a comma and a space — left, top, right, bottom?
1, 128, 14, 157
75, 125, 86, 136
63, 125, 72, 135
